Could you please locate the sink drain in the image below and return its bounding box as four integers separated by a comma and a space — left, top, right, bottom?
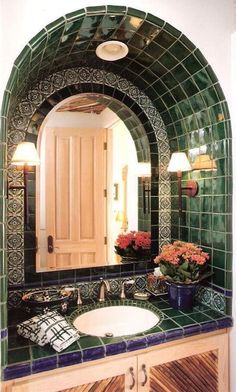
105, 332, 114, 337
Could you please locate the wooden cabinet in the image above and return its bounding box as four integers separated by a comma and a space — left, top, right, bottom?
2, 330, 229, 392
137, 330, 228, 391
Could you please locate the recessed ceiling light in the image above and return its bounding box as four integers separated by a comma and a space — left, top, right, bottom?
96, 41, 129, 61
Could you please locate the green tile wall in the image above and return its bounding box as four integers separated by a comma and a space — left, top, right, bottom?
0, 5, 232, 379
2, 4, 232, 295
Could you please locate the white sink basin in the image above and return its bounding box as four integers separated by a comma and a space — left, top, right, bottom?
72, 304, 161, 337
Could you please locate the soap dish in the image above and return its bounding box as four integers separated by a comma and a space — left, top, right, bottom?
133, 291, 150, 301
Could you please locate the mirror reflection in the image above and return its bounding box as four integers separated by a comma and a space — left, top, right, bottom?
36, 94, 151, 271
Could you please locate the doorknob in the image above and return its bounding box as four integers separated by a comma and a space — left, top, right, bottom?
47, 235, 54, 253
141, 364, 148, 386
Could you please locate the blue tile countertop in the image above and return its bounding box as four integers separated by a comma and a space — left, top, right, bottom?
5, 295, 233, 381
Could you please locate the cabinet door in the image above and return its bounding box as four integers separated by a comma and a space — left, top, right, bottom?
138, 332, 228, 392
8, 356, 137, 392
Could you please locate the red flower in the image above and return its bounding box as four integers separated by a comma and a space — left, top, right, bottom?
115, 231, 151, 251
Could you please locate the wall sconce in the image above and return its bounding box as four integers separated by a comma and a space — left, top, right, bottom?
9, 142, 40, 227
137, 162, 151, 215
116, 211, 128, 232
167, 152, 198, 214
191, 154, 217, 171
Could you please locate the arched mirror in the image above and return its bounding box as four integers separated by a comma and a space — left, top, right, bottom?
36, 93, 151, 271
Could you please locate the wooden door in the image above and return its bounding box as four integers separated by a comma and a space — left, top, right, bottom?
137, 332, 228, 392
37, 127, 107, 270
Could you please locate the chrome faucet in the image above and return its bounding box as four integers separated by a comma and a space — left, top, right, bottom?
98, 278, 110, 302
120, 279, 135, 299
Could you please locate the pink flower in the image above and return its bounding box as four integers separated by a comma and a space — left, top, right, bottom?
155, 241, 209, 266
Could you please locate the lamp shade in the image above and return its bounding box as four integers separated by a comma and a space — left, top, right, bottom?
167, 152, 192, 172
11, 142, 40, 166
137, 162, 151, 177
191, 154, 217, 171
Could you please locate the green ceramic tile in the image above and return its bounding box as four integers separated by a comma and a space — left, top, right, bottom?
226, 273, 232, 290
144, 42, 165, 59
201, 230, 212, 247
8, 347, 30, 364
213, 267, 225, 287
212, 232, 226, 251
193, 70, 212, 91
190, 197, 200, 212
226, 252, 232, 271
203, 309, 224, 320
0, 251, 6, 275
213, 249, 225, 269
61, 341, 81, 353
189, 312, 211, 323
137, 21, 160, 39
190, 213, 200, 228
190, 228, 200, 243
86, 5, 106, 14
159, 52, 178, 70
172, 86, 187, 103
160, 319, 180, 330
31, 344, 56, 359
127, 7, 146, 19
205, 65, 218, 83
1, 338, 8, 367
0, 303, 7, 329
172, 64, 190, 83
79, 336, 103, 349
162, 72, 179, 89
173, 315, 196, 327
203, 86, 220, 106
183, 54, 202, 74
213, 214, 226, 232
201, 213, 211, 230
162, 308, 182, 318
169, 41, 190, 61
45, 17, 65, 33
226, 297, 232, 315
154, 29, 176, 49
0, 276, 6, 303
146, 14, 164, 28
164, 23, 181, 38
189, 94, 205, 112
212, 177, 225, 194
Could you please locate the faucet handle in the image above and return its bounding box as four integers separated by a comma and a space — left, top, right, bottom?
64, 287, 82, 305
120, 279, 135, 300
76, 288, 82, 305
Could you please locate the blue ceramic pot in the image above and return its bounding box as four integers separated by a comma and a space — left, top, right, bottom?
165, 281, 197, 311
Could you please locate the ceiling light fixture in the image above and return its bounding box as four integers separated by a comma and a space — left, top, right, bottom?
96, 41, 129, 61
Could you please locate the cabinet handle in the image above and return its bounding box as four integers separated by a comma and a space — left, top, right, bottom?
141, 364, 147, 386
129, 367, 135, 390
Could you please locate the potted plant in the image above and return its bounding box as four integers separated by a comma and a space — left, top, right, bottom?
154, 241, 210, 310
115, 231, 151, 262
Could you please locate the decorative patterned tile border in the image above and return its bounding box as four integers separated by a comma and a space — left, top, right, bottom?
196, 286, 226, 313
7, 67, 171, 285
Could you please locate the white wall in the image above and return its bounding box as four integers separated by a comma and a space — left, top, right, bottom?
1, 0, 236, 388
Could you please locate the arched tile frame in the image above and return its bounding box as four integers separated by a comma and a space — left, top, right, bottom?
7, 67, 171, 284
